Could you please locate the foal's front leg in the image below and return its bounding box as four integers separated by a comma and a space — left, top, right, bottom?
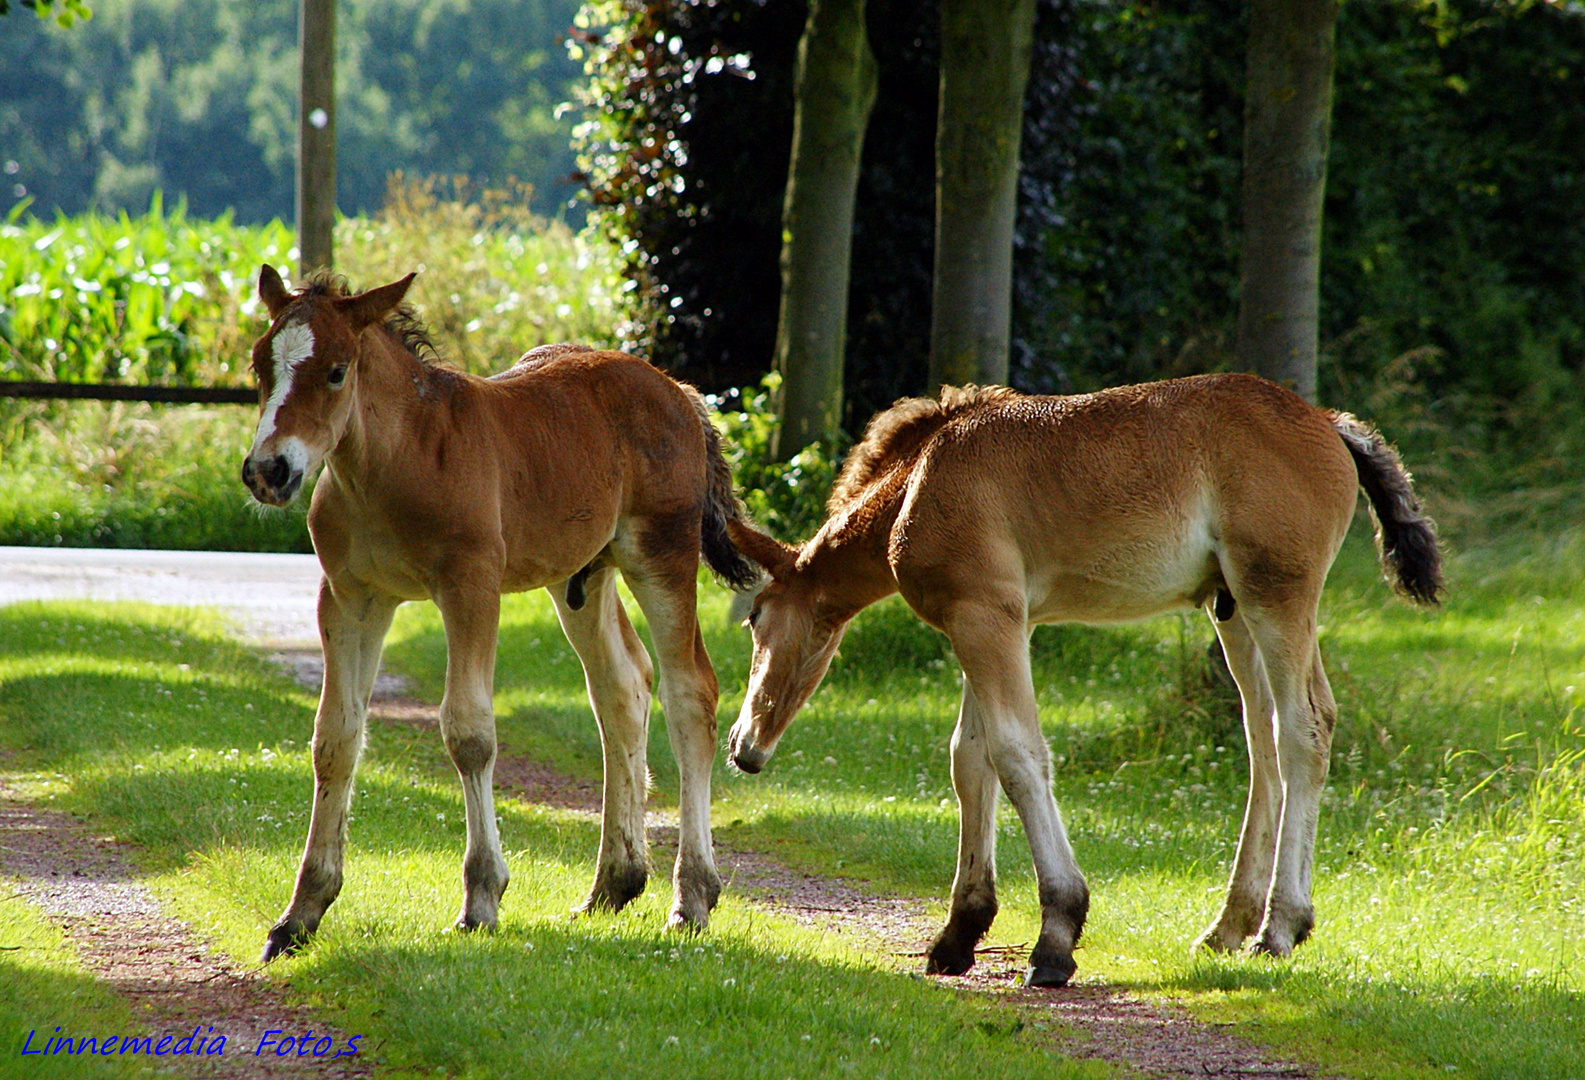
622, 565, 723, 930
927, 681, 1001, 975
948, 606, 1089, 988
263, 579, 397, 961
435, 582, 510, 931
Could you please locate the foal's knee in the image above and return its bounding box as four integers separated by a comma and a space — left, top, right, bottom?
445, 730, 495, 775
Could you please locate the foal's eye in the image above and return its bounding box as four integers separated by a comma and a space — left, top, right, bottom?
327, 365, 347, 388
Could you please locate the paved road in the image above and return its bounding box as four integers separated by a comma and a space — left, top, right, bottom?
0, 545, 323, 645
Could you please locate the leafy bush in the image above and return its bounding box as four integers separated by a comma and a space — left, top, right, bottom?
0, 194, 288, 394
711, 374, 838, 545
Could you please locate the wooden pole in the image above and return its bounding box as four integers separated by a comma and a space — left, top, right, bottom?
297, 0, 336, 276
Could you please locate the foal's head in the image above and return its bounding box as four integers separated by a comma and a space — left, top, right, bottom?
241, 265, 415, 505
724, 520, 854, 774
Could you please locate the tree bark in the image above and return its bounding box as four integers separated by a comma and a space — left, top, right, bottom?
771, 0, 877, 461
297, 0, 336, 275
928, 0, 1037, 391
1235, 0, 1339, 403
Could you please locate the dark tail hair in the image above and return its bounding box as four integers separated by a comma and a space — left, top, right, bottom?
1329, 411, 1444, 605
683, 385, 761, 591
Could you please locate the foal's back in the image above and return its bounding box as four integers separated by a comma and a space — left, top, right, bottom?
887, 374, 1359, 624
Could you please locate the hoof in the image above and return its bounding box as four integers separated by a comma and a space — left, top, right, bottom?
669, 866, 721, 932
668, 906, 709, 934
260, 920, 312, 964
1195, 926, 1247, 954
580, 866, 648, 916
1249, 935, 1292, 958
925, 936, 976, 977
1025, 950, 1077, 988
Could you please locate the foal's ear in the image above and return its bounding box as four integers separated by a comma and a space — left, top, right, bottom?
258, 264, 292, 319
725, 519, 798, 580
337, 272, 418, 331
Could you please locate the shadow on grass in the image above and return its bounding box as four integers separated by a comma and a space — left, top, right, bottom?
287, 920, 1102, 1080
1, 961, 155, 1079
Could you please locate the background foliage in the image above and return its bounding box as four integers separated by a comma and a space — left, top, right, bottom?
0, 0, 584, 223
575, 0, 1585, 462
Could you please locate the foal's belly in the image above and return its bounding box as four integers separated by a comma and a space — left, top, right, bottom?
1025, 531, 1220, 626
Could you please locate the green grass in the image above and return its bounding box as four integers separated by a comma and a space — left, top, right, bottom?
3, 515, 1581, 1078
0, 602, 1109, 1079
376, 515, 1585, 1080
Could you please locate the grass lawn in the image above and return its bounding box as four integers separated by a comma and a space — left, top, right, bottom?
379, 515, 1585, 1080
0, 603, 1109, 1080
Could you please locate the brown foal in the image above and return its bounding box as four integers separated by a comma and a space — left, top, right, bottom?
241, 266, 756, 961
724, 374, 1441, 988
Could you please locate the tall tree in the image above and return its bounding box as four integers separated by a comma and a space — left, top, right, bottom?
1235, 0, 1340, 402
928, 0, 1037, 391
770, 0, 878, 460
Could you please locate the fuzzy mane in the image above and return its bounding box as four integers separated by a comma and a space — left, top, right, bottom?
292, 270, 441, 364
828, 384, 1018, 512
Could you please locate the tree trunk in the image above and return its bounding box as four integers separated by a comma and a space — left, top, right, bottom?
297, 0, 336, 275
928, 0, 1037, 391
1235, 0, 1339, 403
771, 0, 877, 461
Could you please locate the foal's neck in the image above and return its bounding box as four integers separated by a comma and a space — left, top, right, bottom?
802, 470, 908, 619
337, 327, 457, 467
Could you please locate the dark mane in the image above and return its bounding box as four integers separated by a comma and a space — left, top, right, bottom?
292, 269, 441, 365
828, 384, 1018, 511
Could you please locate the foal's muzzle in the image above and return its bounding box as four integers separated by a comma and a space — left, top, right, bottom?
242, 453, 302, 506
727, 723, 769, 774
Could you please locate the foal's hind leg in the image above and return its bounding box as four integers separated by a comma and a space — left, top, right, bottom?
619, 544, 722, 930
1244, 609, 1335, 957
551, 567, 655, 913
1197, 605, 1282, 952
263, 579, 397, 961
434, 579, 510, 932
927, 681, 1001, 976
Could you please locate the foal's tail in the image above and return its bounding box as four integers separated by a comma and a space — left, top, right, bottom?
1329, 411, 1444, 605
683, 385, 762, 591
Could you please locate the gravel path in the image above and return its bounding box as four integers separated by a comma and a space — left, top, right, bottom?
2, 546, 1329, 1079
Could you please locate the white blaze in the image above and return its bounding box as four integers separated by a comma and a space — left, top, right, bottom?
251, 320, 315, 454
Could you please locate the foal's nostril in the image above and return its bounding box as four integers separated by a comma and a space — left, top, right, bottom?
263, 455, 291, 490
241, 458, 256, 487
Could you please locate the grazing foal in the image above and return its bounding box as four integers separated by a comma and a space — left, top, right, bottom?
241, 266, 756, 961
725, 374, 1441, 987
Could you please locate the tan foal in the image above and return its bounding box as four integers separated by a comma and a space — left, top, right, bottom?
724, 374, 1441, 987
241, 266, 756, 961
